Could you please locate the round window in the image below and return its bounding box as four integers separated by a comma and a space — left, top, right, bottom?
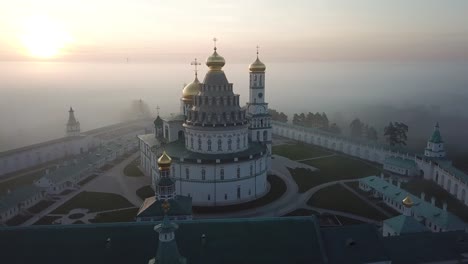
258, 93, 263, 98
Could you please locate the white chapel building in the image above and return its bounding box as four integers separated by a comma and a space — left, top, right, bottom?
138, 43, 272, 206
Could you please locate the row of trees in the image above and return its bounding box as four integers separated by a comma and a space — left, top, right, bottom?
292, 112, 342, 134
269, 108, 408, 147
349, 118, 378, 141
269, 109, 288, 123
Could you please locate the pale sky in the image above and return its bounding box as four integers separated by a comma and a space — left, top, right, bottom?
1, 0, 468, 62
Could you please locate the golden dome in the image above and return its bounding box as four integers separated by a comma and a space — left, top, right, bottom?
206, 49, 225, 71
182, 76, 200, 102
157, 151, 172, 169
249, 57, 266, 72
402, 196, 414, 207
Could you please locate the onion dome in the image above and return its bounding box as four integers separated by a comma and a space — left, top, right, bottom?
154, 115, 163, 126
402, 196, 414, 208
157, 151, 172, 170
249, 57, 266, 72
182, 76, 201, 102
206, 48, 225, 71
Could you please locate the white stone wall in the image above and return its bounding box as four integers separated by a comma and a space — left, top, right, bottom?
184, 127, 249, 154
273, 122, 468, 207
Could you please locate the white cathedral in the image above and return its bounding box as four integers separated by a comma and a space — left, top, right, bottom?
138, 43, 272, 206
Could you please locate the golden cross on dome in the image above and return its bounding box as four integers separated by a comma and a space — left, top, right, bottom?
256, 45, 260, 58
162, 199, 170, 214
190, 58, 201, 77
213, 37, 217, 51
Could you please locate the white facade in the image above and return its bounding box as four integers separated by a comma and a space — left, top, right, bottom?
273, 121, 468, 207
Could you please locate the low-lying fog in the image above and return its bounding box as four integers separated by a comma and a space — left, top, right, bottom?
1, 61, 467, 158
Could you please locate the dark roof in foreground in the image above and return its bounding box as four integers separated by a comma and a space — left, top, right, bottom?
0, 216, 467, 264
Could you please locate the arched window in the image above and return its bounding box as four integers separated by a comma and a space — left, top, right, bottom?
220, 168, 224, 180
236, 137, 240, 149
250, 164, 253, 176
185, 168, 189, 179
190, 137, 194, 149
237, 167, 240, 178
225, 194, 227, 200
217, 139, 222, 151
207, 139, 212, 151
242, 135, 246, 148
198, 137, 202, 151
172, 166, 175, 177
228, 138, 232, 151
202, 169, 206, 180
263, 130, 268, 141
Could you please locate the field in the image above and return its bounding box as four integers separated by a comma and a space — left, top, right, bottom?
308, 183, 388, 221
273, 144, 332, 160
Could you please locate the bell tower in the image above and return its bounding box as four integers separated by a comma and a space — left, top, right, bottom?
246, 47, 272, 170
66, 107, 80, 137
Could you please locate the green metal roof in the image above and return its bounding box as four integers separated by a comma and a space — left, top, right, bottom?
384, 156, 417, 170
429, 123, 443, 143
384, 215, 429, 234
0, 216, 327, 264
152, 139, 267, 163
360, 176, 466, 231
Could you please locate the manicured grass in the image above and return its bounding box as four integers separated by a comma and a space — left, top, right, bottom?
283, 208, 319, 217
0, 169, 47, 194
193, 174, 287, 214
51, 191, 134, 214
89, 208, 138, 223
272, 143, 332, 160
401, 178, 468, 222
136, 185, 154, 200
28, 200, 55, 214
5, 214, 33, 226
123, 159, 144, 177
308, 184, 388, 221
33, 215, 61, 225
290, 155, 381, 192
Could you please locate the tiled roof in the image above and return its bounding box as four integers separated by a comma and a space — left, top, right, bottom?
0, 185, 45, 212
384, 156, 417, 170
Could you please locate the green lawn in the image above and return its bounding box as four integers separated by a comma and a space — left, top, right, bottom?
5, 214, 33, 226
335, 216, 366, 226
0, 169, 47, 195
90, 208, 139, 223
401, 179, 468, 222
28, 200, 55, 214
123, 160, 144, 177
272, 143, 332, 160
308, 184, 388, 221
33, 215, 61, 225
290, 155, 381, 192
136, 185, 154, 200
51, 191, 134, 214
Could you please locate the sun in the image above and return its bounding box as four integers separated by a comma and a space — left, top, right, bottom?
20, 16, 73, 59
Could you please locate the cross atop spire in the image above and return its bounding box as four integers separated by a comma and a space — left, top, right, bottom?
156, 105, 160, 116
213, 37, 217, 51
256, 45, 260, 58
191, 58, 201, 77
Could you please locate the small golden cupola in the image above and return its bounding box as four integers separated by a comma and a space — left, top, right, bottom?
182, 76, 200, 102
157, 151, 172, 170
402, 195, 414, 208
249, 46, 266, 72
206, 38, 225, 71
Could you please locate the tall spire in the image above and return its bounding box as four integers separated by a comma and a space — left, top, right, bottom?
190, 58, 201, 78
206, 37, 225, 71
66, 106, 80, 137
249, 45, 266, 72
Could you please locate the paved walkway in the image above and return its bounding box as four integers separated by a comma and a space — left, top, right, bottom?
21, 152, 148, 226
294, 154, 336, 162
83, 152, 150, 206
